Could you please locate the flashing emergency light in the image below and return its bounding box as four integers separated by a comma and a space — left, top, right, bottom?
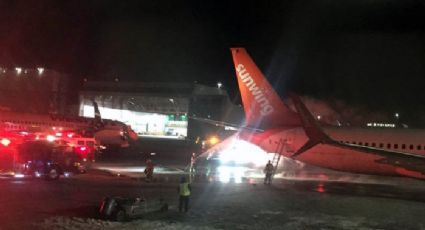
75, 146, 89, 156
0, 138, 11, 147
46, 135, 56, 142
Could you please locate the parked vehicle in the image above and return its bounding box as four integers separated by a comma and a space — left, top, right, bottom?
99, 196, 168, 221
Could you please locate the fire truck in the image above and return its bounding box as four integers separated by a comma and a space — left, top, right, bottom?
0, 130, 98, 180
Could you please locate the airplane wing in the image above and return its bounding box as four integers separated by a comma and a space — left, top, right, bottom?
290, 94, 425, 174
189, 116, 264, 132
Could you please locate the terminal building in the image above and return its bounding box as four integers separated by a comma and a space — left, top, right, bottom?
79, 81, 243, 142
0, 67, 70, 114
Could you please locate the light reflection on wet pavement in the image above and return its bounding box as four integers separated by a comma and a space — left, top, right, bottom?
93, 162, 425, 203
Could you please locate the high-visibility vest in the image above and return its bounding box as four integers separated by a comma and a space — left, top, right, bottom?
179, 182, 191, 196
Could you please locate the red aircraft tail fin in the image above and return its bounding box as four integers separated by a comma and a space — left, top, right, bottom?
231, 48, 301, 129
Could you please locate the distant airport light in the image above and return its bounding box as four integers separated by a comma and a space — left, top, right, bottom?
395, 113, 399, 118
24, 69, 28, 74
217, 82, 222, 89
317, 115, 321, 120
169, 98, 174, 103
55, 132, 63, 137
37, 67, 44, 75
15, 67, 22, 75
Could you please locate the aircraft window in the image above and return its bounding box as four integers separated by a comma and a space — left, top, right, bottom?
379, 143, 384, 148
402, 144, 406, 149
77, 141, 84, 145
352, 141, 357, 144
409, 145, 413, 150
387, 143, 391, 149
417, 145, 422, 150
359, 142, 363, 145
371, 143, 376, 147
365, 142, 369, 146
394, 144, 398, 149
87, 141, 95, 147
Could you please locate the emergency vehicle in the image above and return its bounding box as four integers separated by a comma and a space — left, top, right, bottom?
0, 130, 98, 179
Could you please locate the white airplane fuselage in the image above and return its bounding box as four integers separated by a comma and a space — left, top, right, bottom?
241, 126, 425, 179
0, 111, 136, 147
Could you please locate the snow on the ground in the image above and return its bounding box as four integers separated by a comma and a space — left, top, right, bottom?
36, 213, 393, 230
36, 216, 219, 230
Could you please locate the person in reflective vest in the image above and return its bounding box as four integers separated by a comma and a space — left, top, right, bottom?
178, 176, 191, 212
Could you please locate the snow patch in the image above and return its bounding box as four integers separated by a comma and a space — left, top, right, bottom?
36, 216, 220, 230
286, 215, 380, 230
258, 210, 283, 215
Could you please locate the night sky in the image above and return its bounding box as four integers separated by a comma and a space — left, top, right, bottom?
1, 0, 425, 126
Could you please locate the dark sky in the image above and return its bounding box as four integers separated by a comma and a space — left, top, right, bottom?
1, 0, 425, 125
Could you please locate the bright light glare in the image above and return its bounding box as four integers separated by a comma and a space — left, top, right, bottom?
209, 136, 219, 145
14, 174, 25, 178
46, 135, 56, 142
37, 67, 44, 75
15, 67, 22, 74
0, 138, 11, 146
218, 140, 269, 167
217, 166, 246, 183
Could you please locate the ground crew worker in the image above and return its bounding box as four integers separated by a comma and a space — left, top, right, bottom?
264, 160, 274, 185
144, 159, 154, 182
178, 176, 191, 212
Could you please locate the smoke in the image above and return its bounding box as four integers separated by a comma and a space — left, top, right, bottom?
287, 96, 391, 127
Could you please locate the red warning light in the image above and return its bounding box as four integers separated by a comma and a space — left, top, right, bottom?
75, 146, 89, 156
316, 182, 326, 193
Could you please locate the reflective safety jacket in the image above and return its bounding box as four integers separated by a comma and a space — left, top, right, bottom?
179, 182, 191, 196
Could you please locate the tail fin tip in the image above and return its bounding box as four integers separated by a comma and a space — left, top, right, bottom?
230, 48, 301, 128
